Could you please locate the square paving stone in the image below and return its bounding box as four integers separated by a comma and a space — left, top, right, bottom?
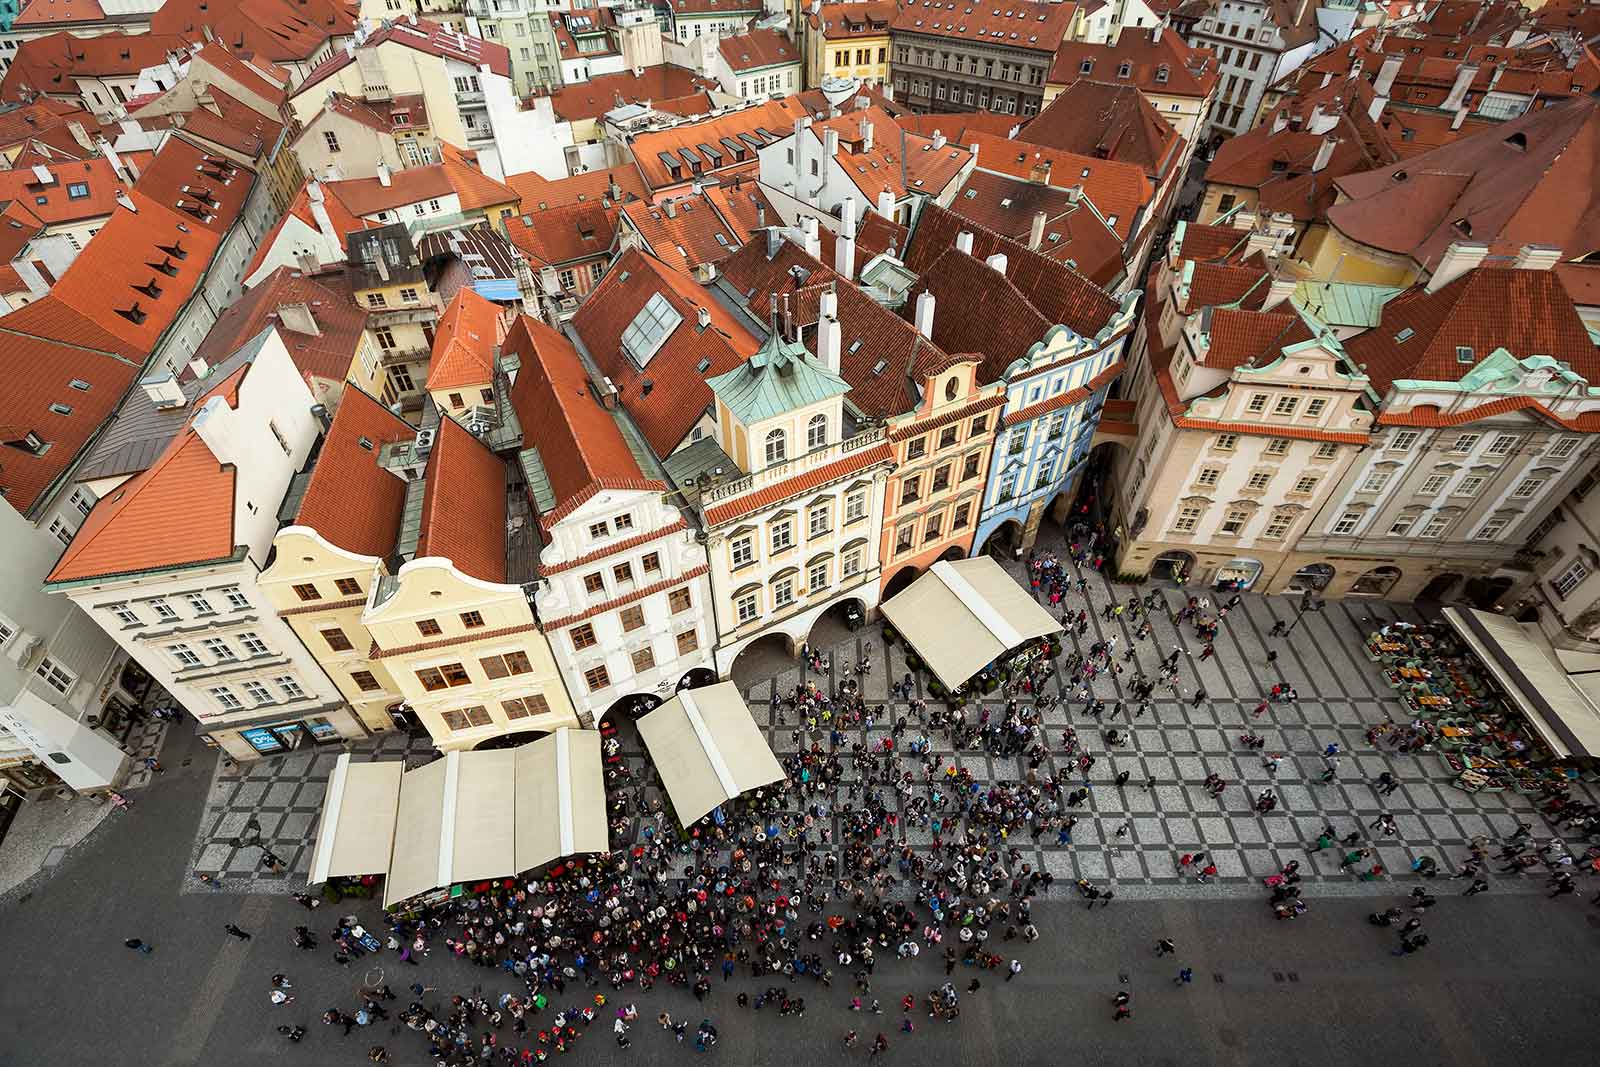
1075, 853, 1108, 878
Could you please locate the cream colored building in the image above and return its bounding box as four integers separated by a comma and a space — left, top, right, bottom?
804, 2, 892, 90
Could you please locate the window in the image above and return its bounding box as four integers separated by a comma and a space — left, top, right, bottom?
1272, 396, 1299, 416
367, 293, 387, 309
1197, 467, 1221, 487
846, 492, 867, 522
1246, 472, 1272, 491
442, 705, 493, 731
996, 473, 1017, 502
185, 592, 214, 615
480, 651, 533, 678
416, 618, 442, 637
583, 573, 606, 595
962, 453, 981, 481
631, 646, 656, 674
1293, 475, 1318, 494
323, 130, 340, 152
321, 627, 353, 652
901, 475, 922, 505
1450, 433, 1481, 454
333, 577, 362, 597
842, 547, 863, 578
1246, 393, 1268, 413
773, 577, 795, 608
1047, 413, 1066, 440
731, 537, 754, 568
771, 520, 794, 553
242, 681, 273, 706
939, 426, 959, 450
1215, 433, 1238, 451
676, 628, 699, 656
952, 502, 971, 530
219, 585, 249, 611
1549, 436, 1580, 459
1263, 513, 1293, 539
1475, 517, 1511, 541
764, 430, 787, 466
571, 624, 597, 651
1486, 434, 1520, 457
970, 415, 987, 436
1173, 506, 1203, 533
642, 552, 661, 575
150, 598, 176, 621
1219, 508, 1250, 534
1513, 478, 1545, 499
1265, 438, 1290, 456
209, 685, 242, 711
1389, 431, 1420, 452
619, 605, 645, 632
1332, 512, 1363, 535
1388, 517, 1414, 537
202, 637, 236, 661
896, 526, 916, 553
584, 665, 612, 692
1553, 559, 1590, 599
1419, 516, 1449, 538
1454, 475, 1485, 497
1456, 345, 1474, 364
1218, 194, 1236, 214
459, 610, 484, 629
292, 583, 321, 602
1315, 442, 1339, 460
613, 514, 633, 532
351, 670, 381, 692
269, 421, 291, 456
1304, 398, 1327, 418
416, 663, 470, 692
906, 436, 927, 460
613, 562, 634, 585
1360, 470, 1392, 493
735, 592, 759, 624
806, 556, 829, 589
807, 415, 828, 451
108, 602, 139, 626
924, 514, 943, 542
588, 521, 609, 540
169, 643, 201, 668
502, 694, 550, 719
666, 586, 692, 615
1419, 474, 1449, 495
1007, 432, 1026, 456
931, 464, 952, 493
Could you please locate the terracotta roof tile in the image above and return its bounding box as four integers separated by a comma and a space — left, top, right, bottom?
0, 101, 99, 150
1184, 260, 1271, 310
13, 0, 105, 26
1019, 79, 1183, 181
416, 415, 508, 584
571, 246, 760, 454
718, 27, 798, 73
293, 386, 414, 558
0, 156, 124, 227
1046, 25, 1219, 98
45, 366, 247, 583
703, 442, 894, 526
1001, 361, 1124, 426
809, 1, 896, 38
131, 134, 253, 236
960, 130, 1152, 242
621, 195, 739, 272
505, 201, 618, 269
812, 106, 974, 203
815, 209, 908, 271
540, 64, 715, 123
426, 287, 505, 393
1175, 221, 1252, 263
893, 0, 1076, 54
947, 169, 1126, 286
327, 165, 456, 219
438, 143, 519, 211
192, 265, 370, 388
1201, 307, 1314, 369
907, 249, 1052, 381
505, 165, 646, 213
629, 98, 808, 190
1377, 396, 1600, 432
243, 178, 376, 280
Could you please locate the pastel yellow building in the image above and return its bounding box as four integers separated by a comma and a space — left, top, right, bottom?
805, 2, 893, 90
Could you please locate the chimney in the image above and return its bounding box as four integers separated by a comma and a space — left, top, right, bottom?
817, 287, 842, 374
295, 250, 321, 274
664, 199, 677, 219
1425, 241, 1490, 292
931, 129, 946, 150
985, 252, 1009, 274
96, 137, 128, 182
1262, 274, 1298, 311
1442, 62, 1480, 113
697, 306, 711, 328
800, 215, 820, 259
823, 127, 840, 157
1373, 54, 1402, 97
277, 301, 321, 336
914, 291, 936, 337
1512, 245, 1563, 272
1450, 105, 1468, 131
1312, 135, 1338, 173
306, 181, 338, 244
188, 356, 209, 380
1153, 20, 1163, 45
375, 251, 390, 283
955, 231, 974, 256
138, 370, 186, 409
859, 117, 873, 152
875, 188, 895, 219
376, 162, 392, 187
1028, 157, 1052, 185
835, 197, 858, 280
1028, 211, 1047, 251
1368, 94, 1388, 122
115, 190, 137, 213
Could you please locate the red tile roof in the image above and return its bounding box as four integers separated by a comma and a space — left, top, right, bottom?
628, 98, 807, 190
812, 106, 974, 203
503, 313, 662, 526
327, 165, 456, 218
190, 265, 370, 389
947, 169, 1126, 286
1184, 260, 1270, 310
701, 177, 779, 247
0, 156, 124, 226
154, 0, 357, 64
191, 41, 289, 106
504, 165, 646, 213
1175, 221, 1252, 263
0, 100, 99, 151
293, 15, 510, 93
541, 64, 715, 123
1019, 79, 1184, 181
896, 111, 1021, 142
416, 414, 507, 584
1047, 25, 1219, 98
45, 366, 247, 584
293, 386, 414, 558
170, 88, 285, 158
962, 130, 1152, 241
718, 27, 798, 73
439, 142, 519, 211
620, 195, 739, 272
243, 178, 377, 280
1001, 360, 1124, 426
571, 245, 760, 455
427, 287, 504, 393
809, 1, 896, 38
704, 442, 894, 526
3, 31, 189, 94
1328, 96, 1600, 268
1344, 265, 1600, 396
13, 0, 105, 26
893, 0, 1077, 54
0, 304, 142, 515
1201, 307, 1314, 369
130, 134, 253, 236
504, 201, 617, 269
1377, 395, 1600, 432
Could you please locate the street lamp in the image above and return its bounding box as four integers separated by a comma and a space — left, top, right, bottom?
1282, 589, 1325, 636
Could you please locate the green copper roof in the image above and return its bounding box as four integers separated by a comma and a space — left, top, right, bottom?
1292, 281, 1404, 329
706, 320, 849, 425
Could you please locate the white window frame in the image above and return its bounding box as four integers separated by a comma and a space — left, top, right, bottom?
1552, 559, 1590, 598
1332, 511, 1362, 535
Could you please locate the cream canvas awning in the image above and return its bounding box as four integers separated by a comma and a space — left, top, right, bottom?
880, 556, 1063, 689
637, 681, 786, 826
308, 756, 403, 885
384, 753, 451, 908
514, 729, 609, 873
1442, 607, 1600, 760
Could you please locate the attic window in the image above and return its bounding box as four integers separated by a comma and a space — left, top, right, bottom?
1504, 131, 1527, 151
1271, 159, 1288, 172
1117, 62, 1132, 78
50, 402, 74, 416
1391, 170, 1407, 182
148, 257, 179, 277
1155, 65, 1169, 84
1456, 345, 1474, 364
964, 188, 977, 199
157, 241, 187, 260
1079, 59, 1093, 75
69, 379, 90, 391
697, 357, 712, 373
358, 436, 374, 451
116, 302, 148, 325
4, 430, 44, 455
131, 278, 163, 299
871, 358, 888, 375
1394, 327, 1415, 343
1453, 218, 1472, 236
849, 339, 863, 353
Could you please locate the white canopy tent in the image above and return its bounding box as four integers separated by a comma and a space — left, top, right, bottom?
636, 681, 786, 826
879, 557, 1063, 690
1442, 607, 1600, 760
306, 729, 611, 908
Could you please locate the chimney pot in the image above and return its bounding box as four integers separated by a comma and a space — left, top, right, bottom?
955, 231, 974, 255
914, 291, 935, 337
1028, 211, 1047, 251
985, 252, 1009, 274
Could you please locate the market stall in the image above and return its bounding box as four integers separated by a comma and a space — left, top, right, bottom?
514, 728, 609, 873
879, 557, 1063, 691
636, 681, 786, 827
307, 756, 403, 886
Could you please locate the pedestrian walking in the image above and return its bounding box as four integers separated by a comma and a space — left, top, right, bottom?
1006, 959, 1022, 982
277, 1025, 307, 1042
1462, 879, 1489, 896
1112, 991, 1132, 1021
1265, 649, 1278, 666
142, 756, 164, 773
1154, 938, 1175, 956
224, 923, 252, 941
1269, 619, 1287, 637
1174, 967, 1193, 986
1192, 688, 1206, 708
124, 937, 153, 955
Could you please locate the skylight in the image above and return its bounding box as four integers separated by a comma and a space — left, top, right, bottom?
621, 292, 683, 368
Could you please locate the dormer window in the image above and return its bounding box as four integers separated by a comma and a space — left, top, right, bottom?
116, 302, 148, 325
131, 278, 163, 299
1117, 62, 1132, 78
1155, 65, 1169, 84
765, 429, 787, 466
4, 430, 45, 455
156, 240, 187, 259
147, 257, 179, 277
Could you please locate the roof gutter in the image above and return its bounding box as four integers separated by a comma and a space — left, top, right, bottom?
43, 546, 249, 594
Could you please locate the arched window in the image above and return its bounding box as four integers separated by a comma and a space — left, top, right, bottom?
765, 429, 787, 466
807, 414, 827, 451
944, 377, 959, 401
